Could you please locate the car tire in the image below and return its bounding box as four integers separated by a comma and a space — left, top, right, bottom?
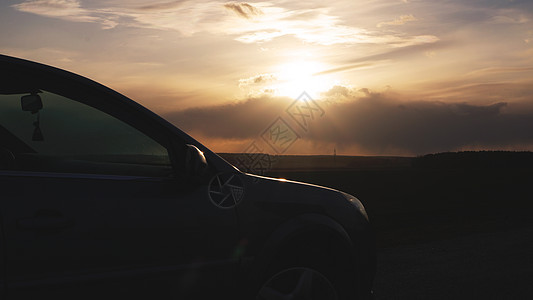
254, 239, 358, 300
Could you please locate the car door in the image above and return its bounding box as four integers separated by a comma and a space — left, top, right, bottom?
0, 83, 240, 299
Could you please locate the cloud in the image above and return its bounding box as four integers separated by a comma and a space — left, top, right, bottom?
13, 0, 84, 17
279, 9, 321, 21
235, 31, 285, 43
464, 67, 533, 77
11, 0, 439, 46
321, 85, 355, 98
12, 0, 118, 29
314, 41, 445, 76
163, 87, 533, 155
490, 9, 530, 24
137, 1, 184, 11
223, 2, 262, 19
377, 14, 417, 27
231, 8, 437, 46
238, 73, 277, 87
491, 15, 529, 24
164, 95, 292, 139
313, 62, 380, 76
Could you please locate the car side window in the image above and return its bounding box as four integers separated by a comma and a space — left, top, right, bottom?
0, 91, 172, 177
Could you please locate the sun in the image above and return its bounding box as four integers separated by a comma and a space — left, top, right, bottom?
272, 60, 334, 98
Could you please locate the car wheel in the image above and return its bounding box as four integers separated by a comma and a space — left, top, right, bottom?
256, 267, 338, 300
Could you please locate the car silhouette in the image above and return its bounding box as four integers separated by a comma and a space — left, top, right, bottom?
0, 54, 375, 300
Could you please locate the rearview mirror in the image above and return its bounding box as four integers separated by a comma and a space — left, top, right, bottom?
184, 144, 208, 179
21, 94, 43, 113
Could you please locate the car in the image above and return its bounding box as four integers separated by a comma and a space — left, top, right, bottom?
0, 54, 375, 300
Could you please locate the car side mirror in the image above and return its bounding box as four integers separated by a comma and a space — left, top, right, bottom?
21, 94, 43, 113
184, 144, 208, 179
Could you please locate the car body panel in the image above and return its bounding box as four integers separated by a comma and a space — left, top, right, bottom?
0, 171, 240, 298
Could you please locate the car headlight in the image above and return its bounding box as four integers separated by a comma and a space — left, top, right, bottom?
341, 192, 369, 221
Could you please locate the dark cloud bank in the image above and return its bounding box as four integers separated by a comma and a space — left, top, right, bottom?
163, 88, 533, 155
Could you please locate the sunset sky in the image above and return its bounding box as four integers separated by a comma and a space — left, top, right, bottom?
2, 0, 533, 155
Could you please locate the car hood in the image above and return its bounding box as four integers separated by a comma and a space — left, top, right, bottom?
242, 173, 343, 206
238, 173, 368, 225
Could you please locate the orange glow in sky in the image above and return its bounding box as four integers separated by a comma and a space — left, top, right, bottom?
2, 0, 533, 155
